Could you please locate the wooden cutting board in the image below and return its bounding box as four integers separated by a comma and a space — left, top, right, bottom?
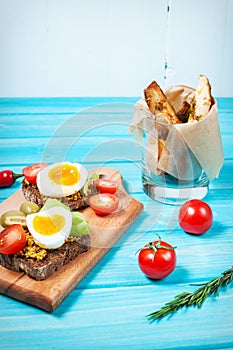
0, 168, 143, 312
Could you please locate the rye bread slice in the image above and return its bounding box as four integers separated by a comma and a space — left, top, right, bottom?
0, 234, 91, 281
21, 179, 98, 210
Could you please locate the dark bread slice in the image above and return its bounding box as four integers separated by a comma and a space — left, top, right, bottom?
0, 234, 91, 281
22, 179, 98, 210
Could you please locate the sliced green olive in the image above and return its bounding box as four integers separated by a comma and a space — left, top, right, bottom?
1, 210, 26, 227
20, 201, 40, 215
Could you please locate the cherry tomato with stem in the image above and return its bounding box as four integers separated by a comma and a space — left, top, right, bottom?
94, 179, 118, 194
178, 199, 213, 235
0, 170, 23, 188
137, 234, 177, 280
89, 193, 119, 216
0, 224, 26, 255
23, 163, 47, 185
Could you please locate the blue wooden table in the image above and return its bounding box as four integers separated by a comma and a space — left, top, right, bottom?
0, 97, 233, 349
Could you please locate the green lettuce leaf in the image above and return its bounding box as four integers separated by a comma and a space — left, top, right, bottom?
70, 212, 89, 236
39, 198, 89, 236
39, 198, 70, 212
83, 173, 99, 196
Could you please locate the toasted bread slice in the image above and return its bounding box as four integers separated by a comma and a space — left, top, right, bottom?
22, 179, 98, 211
144, 81, 181, 124
192, 74, 212, 121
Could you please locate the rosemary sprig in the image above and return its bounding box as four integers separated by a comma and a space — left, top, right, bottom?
147, 266, 233, 322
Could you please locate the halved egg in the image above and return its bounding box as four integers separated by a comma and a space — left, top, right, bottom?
37, 162, 88, 198
26, 206, 72, 249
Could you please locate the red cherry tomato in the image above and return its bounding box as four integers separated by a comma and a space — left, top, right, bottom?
0, 170, 23, 188
23, 163, 47, 185
94, 179, 119, 194
0, 224, 26, 255
89, 193, 119, 216
178, 199, 213, 235
138, 237, 176, 280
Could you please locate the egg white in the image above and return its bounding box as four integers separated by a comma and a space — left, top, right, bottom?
26, 206, 72, 249
36, 162, 88, 198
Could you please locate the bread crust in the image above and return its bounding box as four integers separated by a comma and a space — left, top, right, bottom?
144, 81, 181, 124
22, 179, 98, 211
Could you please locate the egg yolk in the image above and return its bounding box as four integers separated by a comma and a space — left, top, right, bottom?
48, 164, 80, 186
33, 214, 65, 236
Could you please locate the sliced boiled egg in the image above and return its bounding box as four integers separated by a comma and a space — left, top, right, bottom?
26, 206, 72, 249
37, 162, 88, 198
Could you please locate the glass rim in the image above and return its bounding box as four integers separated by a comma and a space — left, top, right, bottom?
143, 114, 181, 128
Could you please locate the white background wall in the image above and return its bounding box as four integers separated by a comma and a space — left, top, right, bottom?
0, 0, 232, 98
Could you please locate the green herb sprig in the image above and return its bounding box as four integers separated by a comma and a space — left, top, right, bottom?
147, 266, 233, 322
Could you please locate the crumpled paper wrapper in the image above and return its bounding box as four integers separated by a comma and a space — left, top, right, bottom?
129, 85, 224, 181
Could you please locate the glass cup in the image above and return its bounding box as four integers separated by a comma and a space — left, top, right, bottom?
141, 116, 209, 204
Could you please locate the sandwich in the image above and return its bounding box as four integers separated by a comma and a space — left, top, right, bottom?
0, 161, 100, 280
0, 226, 91, 281
22, 161, 99, 210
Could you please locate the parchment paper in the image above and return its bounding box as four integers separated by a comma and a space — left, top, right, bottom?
129, 85, 224, 181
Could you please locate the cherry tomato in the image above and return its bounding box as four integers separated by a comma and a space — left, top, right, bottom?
138, 236, 176, 280
23, 163, 47, 185
178, 199, 213, 235
0, 170, 23, 188
89, 193, 119, 216
0, 224, 26, 255
94, 179, 119, 194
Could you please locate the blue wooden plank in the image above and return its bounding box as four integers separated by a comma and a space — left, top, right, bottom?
0, 97, 139, 114
0, 97, 233, 350
1, 285, 233, 349
0, 119, 134, 138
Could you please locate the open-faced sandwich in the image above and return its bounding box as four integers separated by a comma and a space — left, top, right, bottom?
0, 198, 91, 281
0, 162, 119, 280
21, 161, 98, 210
